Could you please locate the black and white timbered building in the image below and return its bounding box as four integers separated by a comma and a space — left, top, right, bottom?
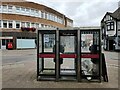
101, 7, 120, 51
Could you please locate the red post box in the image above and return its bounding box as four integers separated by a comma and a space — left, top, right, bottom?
7, 42, 13, 50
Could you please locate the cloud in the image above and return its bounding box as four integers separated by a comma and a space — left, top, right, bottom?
27, 0, 119, 27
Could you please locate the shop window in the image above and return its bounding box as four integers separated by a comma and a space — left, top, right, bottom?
3, 20, 7, 28
8, 21, 13, 28
107, 22, 114, 31
16, 21, 20, 28
8, 5, 13, 12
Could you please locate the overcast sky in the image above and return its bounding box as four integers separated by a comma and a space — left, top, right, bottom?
27, 0, 119, 27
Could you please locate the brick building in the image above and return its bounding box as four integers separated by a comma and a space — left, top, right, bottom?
0, 0, 73, 49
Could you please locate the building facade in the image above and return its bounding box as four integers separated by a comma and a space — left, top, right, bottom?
0, 1, 73, 49
101, 7, 120, 51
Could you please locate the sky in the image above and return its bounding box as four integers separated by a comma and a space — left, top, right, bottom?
26, 0, 119, 27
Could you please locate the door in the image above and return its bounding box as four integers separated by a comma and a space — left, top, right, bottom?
109, 40, 113, 50
1, 39, 6, 49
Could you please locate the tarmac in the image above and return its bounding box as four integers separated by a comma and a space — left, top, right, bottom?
1, 49, 120, 89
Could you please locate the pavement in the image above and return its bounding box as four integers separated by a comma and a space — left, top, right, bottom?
1, 49, 120, 89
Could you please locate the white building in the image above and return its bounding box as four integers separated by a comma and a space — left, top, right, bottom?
101, 7, 120, 51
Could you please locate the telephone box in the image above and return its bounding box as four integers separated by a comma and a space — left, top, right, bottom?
37, 28, 102, 82
79, 30, 101, 82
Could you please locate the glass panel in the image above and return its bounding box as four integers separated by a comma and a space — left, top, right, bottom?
60, 35, 76, 76
81, 34, 93, 52
81, 58, 93, 75
60, 36, 75, 53
44, 34, 55, 52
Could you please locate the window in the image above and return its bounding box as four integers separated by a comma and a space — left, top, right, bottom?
26, 22, 30, 27
21, 7, 25, 13
3, 20, 7, 28
31, 9, 35, 16
8, 6, 13, 12
50, 14, 52, 20
118, 22, 120, 31
106, 15, 110, 21
31, 23, 35, 27
45, 12, 47, 19
16, 6, 20, 13
55, 16, 57, 22
39, 11, 41, 18
2, 39, 6, 45
26, 8, 30, 14
41, 24, 44, 27
21, 22, 25, 27
53, 15, 55, 21
36, 23, 39, 28
41, 11, 44, 18
0, 20, 1, 28
47, 13, 49, 19
2, 5, 7, 12
8, 21, 13, 28
35, 10, 39, 16
0, 5, 2, 13
107, 22, 114, 31
16, 21, 20, 28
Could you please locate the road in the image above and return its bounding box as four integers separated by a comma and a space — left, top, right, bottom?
2, 49, 37, 65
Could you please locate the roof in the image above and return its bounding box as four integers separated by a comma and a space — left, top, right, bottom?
101, 7, 120, 22
110, 7, 120, 20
